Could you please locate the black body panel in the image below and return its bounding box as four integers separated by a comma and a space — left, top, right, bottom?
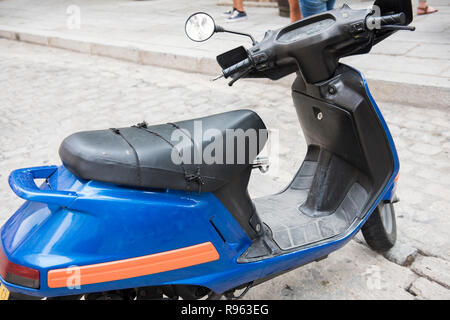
214, 167, 263, 239
292, 64, 394, 205
245, 7, 372, 83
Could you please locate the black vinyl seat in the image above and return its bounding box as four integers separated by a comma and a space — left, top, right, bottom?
59, 110, 267, 192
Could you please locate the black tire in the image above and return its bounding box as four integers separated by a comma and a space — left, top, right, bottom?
361, 202, 397, 252
9, 292, 42, 300
46, 294, 83, 300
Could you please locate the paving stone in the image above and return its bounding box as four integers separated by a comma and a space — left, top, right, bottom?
408, 277, 450, 300
245, 241, 417, 300
409, 143, 443, 156
383, 242, 419, 267
411, 256, 450, 289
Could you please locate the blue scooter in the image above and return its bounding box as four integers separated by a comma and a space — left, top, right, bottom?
0, 0, 414, 300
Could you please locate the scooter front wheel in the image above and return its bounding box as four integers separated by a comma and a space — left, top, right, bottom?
361, 202, 397, 252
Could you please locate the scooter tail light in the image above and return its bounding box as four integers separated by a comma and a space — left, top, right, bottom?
0, 246, 40, 289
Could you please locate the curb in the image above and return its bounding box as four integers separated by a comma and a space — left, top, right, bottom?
0, 28, 221, 75
1, 28, 448, 110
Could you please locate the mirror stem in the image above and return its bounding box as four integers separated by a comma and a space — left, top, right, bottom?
215, 25, 257, 45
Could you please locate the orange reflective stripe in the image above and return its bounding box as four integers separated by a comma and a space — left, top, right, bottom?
47, 242, 219, 288
395, 173, 400, 181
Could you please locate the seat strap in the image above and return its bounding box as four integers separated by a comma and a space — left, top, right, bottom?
167, 121, 203, 182
132, 122, 205, 193
110, 128, 142, 186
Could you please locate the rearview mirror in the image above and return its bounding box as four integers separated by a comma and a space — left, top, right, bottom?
185, 12, 216, 42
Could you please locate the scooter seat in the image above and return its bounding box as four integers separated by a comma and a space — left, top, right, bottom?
59, 110, 267, 192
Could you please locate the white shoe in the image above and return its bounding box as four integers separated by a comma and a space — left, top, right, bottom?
221, 8, 235, 17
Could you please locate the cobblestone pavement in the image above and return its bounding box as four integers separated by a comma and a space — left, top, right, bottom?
0, 39, 449, 299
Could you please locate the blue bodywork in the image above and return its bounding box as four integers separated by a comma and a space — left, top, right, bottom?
0, 73, 399, 298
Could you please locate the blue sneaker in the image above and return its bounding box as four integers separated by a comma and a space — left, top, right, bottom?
225, 10, 247, 22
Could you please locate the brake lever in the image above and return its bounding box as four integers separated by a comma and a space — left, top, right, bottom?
228, 67, 252, 87
211, 74, 224, 81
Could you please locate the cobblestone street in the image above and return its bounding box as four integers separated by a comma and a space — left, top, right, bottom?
0, 39, 449, 299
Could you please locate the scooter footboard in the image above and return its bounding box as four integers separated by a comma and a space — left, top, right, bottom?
254, 156, 369, 251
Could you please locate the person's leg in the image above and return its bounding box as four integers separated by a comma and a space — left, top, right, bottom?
417, 0, 438, 15
299, 0, 326, 18
326, 0, 336, 11
233, 0, 244, 13
226, 0, 247, 22
289, 0, 302, 22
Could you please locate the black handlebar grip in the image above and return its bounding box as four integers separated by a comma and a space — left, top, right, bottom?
222, 58, 251, 78
366, 12, 406, 29
379, 13, 406, 25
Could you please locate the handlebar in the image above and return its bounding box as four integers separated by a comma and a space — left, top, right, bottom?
222, 58, 252, 78
216, 7, 414, 85
366, 12, 406, 28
